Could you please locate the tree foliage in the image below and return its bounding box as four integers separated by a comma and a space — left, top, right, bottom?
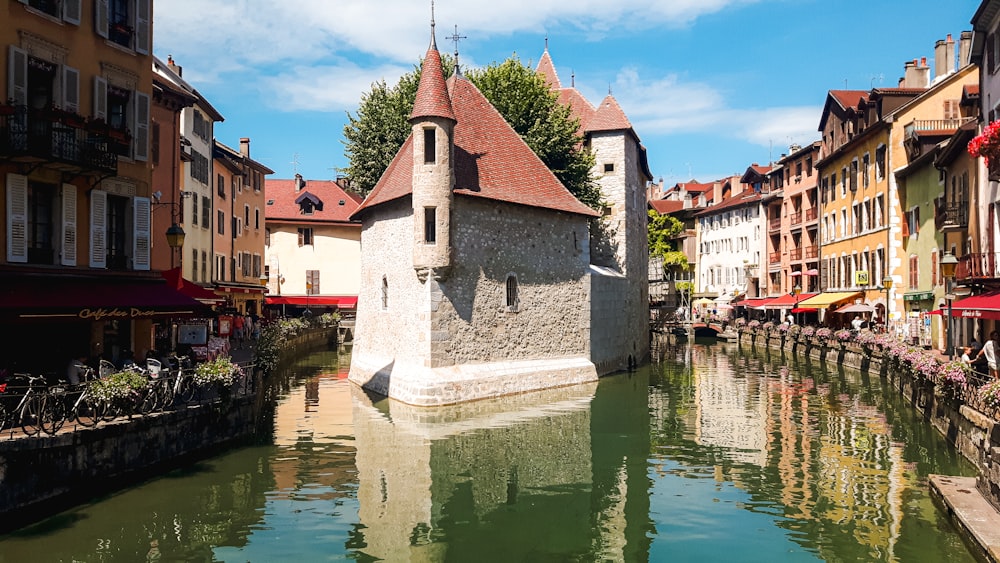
341, 55, 601, 209
648, 210, 689, 270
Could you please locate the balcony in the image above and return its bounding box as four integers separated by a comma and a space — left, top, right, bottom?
805, 208, 818, 222
789, 248, 802, 260
790, 212, 802, 226
768, 217, 781, 232
941, 202, 969, 231
957, 252, 1000, 282
804, 245, 819, 260
768, 251, 782, 265
0, 105, 118, 174
904, 117, 975, 141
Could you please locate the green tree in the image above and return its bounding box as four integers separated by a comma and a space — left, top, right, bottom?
341, 55, 601, 209
647, 210, 689, 271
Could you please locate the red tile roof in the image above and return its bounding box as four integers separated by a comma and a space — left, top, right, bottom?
649, 200, 684, 214
353, 73, 599, 219
535, 49, 561, 89
556, 87, 596, 132
828, 89, 869, 110
679, 181, 714, 193
265, 178, 360, 223
695, 189, 761, 216
410, 45, 455, 123
588, 95, 632, 132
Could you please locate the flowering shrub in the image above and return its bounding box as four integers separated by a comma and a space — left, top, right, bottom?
734, 318, 747, 330
762, 321, 775, 334
193, 355, 240, 387
788, 324, 802, 338
935, 361, 968, 402
855, 329, 877, 349
777, 323, 790, 334
89, 369, 148, 402
834, 329, 853, 343
969, 120, 1000, 164
815, 327, 832, 342
747, 320, 761, 331
980, 379, 1000, 411
801, 326, 815, 338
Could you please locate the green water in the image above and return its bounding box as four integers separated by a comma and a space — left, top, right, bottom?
0, 340, 978, 562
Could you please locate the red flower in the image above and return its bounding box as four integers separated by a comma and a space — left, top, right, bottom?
969, 120, 1000, 164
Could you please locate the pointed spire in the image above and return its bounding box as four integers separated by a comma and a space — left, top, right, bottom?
410, 6, 456, 123
535, 40, 561, 89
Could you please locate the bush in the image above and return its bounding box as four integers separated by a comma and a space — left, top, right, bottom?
89, 369, 148, 402
979, 379, 1000, 410
935, 361, 968, 402
193, 355, 240, 387
815, 327, 832, 342
834, 329, 853, 343
801, 326, 815, 338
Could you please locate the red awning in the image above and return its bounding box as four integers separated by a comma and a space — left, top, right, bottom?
0, 275, 209, 320
947, 290, 1000, 320
736, 298, 774, 309
265, 296, 357, 309
162, 267, 223, 304
791, 307, 818, 314
762, 292, 817, 309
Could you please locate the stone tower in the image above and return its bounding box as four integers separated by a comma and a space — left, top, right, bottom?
409, 27, 456, 282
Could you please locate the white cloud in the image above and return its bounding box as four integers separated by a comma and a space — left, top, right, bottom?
259, 62, 413, 113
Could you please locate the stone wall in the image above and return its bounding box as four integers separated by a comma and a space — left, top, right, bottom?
738, 331, 1000, 512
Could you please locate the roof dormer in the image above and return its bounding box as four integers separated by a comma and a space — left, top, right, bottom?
294, 191, 323, 215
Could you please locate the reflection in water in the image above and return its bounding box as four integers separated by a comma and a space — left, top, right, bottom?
0, 342, 979, 562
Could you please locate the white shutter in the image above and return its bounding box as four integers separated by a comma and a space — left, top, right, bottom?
62, 65, 79, 114
62, 0, 81, 25
90, 190, 107, 268
133, 91, 150, 161
93, 76, 107, 122
8, 46, 27, 107
133, 196, 150, 270
61, 184, 77, 266
95, 0, 109, 38
6, 174, 28, 263
135, 0, 150, 55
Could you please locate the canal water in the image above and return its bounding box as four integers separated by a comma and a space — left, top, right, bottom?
0, 339, 979, 562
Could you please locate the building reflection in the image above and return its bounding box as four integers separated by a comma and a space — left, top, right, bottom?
350, 372, 653, 561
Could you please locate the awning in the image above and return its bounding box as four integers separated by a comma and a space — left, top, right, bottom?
797, 291, 863, 310
790, 271, 802, 277
266, 295, 358, 309
947, 290, 1000, 320
804, 269, 819, 276
0, 275, 208, 320
162, 267, 223, 305
736, 298, 773, 309
761, 292, 818, 309
834, 302, 876, 314
791, 307, 818, 314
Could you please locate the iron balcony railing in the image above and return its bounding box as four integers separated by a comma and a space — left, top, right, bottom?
804, 245, 819, 260
790, 212, 802, 226
0, 105, 118, 173
957, 252, 1000, 281
768, 251, 782, 264
942, 202, 969, 229
768, 217, 781, 231
805, 208, 818, 222
789, 248, 802, 260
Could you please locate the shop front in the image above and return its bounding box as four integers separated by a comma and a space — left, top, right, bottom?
0, 274, 209, 377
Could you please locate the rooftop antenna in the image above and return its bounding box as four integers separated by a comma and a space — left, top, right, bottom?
870, 73, 884, 88
290, 153, 300, 176
447, 24, 467, 74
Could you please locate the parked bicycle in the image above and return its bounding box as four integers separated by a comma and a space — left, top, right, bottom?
0, 374, 53, 436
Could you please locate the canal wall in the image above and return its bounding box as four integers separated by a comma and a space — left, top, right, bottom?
737, 332, 1000, 513
0, 326, 339, 533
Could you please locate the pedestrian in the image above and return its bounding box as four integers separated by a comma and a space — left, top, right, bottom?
233, 313, 246, 349
66, 353, 90, 386
975, 331, 1000, 379
786, 312, 794, 326
851, 315, 863, 331
960, 346, 973, 365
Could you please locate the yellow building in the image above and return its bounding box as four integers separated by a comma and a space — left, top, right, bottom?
0, 1, 201, 370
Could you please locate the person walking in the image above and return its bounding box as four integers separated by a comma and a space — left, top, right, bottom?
233, 313, 246, 350
975, 331, 1000, 379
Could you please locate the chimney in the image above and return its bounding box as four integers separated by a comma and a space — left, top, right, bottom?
239, 137, 250, 157
917, 57, 930, 87
934, 38, 948, 79
946, 34, 956, 75
294, 173, 305, 192
902, 59, 929, 88
960, 31, 973, 68
167, 55, 182, 77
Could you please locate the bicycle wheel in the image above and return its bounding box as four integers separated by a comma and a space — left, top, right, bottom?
0, 401, 9, 431
20, 394, 43, 436
138, 388, 158, 416
177, 377, 197, 404
40, 394, 66, 436
74, 394, 102, 427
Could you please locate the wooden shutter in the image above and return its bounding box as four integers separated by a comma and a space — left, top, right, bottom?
62, 65, 79, 114
6, 173, 28, 263
93, 76, 107, 122
133, 91, 149, 161
8, 46, 27, 107
90, 190, 107, 268
61, 183, 77, 266
95, 0, 109, 38
62, 0, 81, 24
135, 0, 150, 54
133, 196, 150, 270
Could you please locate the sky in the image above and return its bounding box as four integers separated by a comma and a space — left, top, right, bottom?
154, 0, 982, 188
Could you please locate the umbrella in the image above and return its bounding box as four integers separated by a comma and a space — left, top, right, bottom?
834, 303, 876, 314
692, 297, 714, 307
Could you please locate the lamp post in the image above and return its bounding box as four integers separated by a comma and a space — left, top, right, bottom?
941, 251, 959, 359
304, 280, 313, 318
153, 191, 193, 270
882, 275, 893, 334
792, 284, 802, 325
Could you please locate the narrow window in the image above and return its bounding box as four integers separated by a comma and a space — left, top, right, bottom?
381, 276, 389, 310
604, 163, 615, 174
298, 227, 313, 246
505, 274, 519, 312
424, 207, 436, 243
217, 210, 224, 235
423, 127, 436, 164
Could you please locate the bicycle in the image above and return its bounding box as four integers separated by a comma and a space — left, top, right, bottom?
0, 374, 52, 437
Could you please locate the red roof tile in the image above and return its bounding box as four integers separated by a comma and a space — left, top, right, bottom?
649, 200, 684, 214
695, 189, 761, 216
587, 95, 632, 132
556, 87, 596, 132
265, 178, 360, 223
410, 45, 455, 123
354, 75, 599, 219
828, 89, 869, 110
535, 49, 561, 89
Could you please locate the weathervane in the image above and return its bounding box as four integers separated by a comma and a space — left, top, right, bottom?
447, 24, 467, 74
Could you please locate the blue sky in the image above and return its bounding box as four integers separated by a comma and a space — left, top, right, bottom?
155, 0, 981, 187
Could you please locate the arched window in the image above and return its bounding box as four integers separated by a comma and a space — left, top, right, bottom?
381, 276, 388, 310
505, 274, 519, 312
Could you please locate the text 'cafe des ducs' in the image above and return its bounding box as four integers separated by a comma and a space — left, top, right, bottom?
0, 273, 211, 375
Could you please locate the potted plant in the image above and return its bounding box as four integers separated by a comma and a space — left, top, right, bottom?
193, 355, 241, 402
969, 120, 1000, 179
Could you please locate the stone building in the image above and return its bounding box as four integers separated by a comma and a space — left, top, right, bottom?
348, 28, 649, 406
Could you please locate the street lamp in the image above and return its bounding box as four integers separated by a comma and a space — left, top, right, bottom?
792, 284, 802, 325
941, 251, 959, 359
882, 275, 893, 333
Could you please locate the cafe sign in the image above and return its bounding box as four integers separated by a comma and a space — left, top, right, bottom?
79, 307, 159, 320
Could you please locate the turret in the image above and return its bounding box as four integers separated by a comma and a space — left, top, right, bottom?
410, 22, 456, 282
